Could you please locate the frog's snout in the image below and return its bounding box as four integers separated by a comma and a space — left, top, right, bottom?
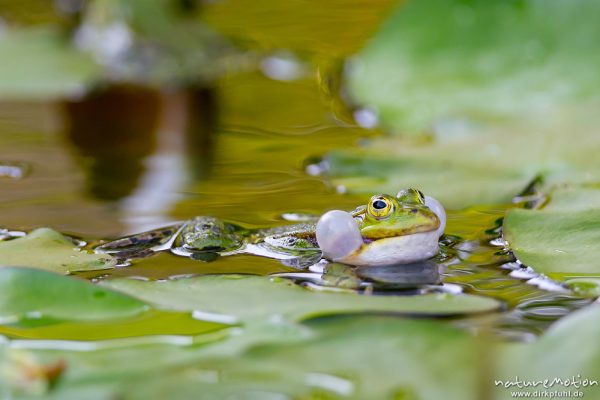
316, 210, 363, 261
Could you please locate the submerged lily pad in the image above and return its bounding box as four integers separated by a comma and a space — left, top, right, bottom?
0, 267, 146, 322
0, 228, 115, 274
347, 0, 600, 134
564, 278, 600, 298
504, 186, 600, 274
105, 275, 500, 323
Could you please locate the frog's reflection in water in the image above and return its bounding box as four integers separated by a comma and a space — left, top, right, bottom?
276, 259, 442, 294
355, 260, 441, 290
62, 85, 217, 232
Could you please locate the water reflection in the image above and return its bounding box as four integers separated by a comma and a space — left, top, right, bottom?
356, 260, 441, 289
62, 85, 218, 232
0, 161, 29, 179
62, 85, 161, 201
183, 87, 218, 181
273, 259, 441, 294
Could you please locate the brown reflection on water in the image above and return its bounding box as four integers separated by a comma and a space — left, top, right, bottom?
63, 85, 161, 201
57, 84, 220, 233
0, 64, 365, 238
0, 101, 125, 236
184, 86, 219, 181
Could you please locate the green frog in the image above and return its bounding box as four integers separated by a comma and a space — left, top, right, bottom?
95, 188, 445, 267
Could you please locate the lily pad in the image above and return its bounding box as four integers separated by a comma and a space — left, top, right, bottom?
104, 275, 501, 323
495, 303, 600, 398
347, 0, 600, 134
325, 144, 531, 209
123, 317, 483, 400
324, 107, 600, 208
0, 268, 229, 341
0, 28, 99, 100
11, 302, 600, 400
1, 275, 496, 398
327, 0, 600, 209
0, 228, 115, 274
0, 267, 146, 322
503, 186, 600, 274
6, 317, 484, 400
0, 309, 225, 341
543, 185, 600, 212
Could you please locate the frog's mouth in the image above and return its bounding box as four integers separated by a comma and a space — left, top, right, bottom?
359, 221, 439, 241
316, 196, 446, 266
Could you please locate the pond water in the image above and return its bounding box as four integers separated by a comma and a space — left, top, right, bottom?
0, 0, 592, 348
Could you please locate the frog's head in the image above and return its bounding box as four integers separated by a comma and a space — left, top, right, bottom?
356, 193, 439, 240
316, 189, 446, 267
181, 216, 242, 251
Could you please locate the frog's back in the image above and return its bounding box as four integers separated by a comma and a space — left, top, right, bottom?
258, 222, 318, 250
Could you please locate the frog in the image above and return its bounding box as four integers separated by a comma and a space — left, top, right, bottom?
95, 188, 445, 268
315, 188, 445, 267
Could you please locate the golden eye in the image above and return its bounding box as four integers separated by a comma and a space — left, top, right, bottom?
368, 196, 393, 219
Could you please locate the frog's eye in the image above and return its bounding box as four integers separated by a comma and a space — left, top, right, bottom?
368, 195, 394, 219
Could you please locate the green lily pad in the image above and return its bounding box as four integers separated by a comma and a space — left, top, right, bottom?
495, 304, 600, 399
6, 317, 483, 400
11, 301, 600, 400
0, 28, 100, 100
503, 186, 600, 274
324, 107, 600, 208
328, 0, 600, 208
17, 273, 600, 399
0, 228, 115, 274
122, 317, 483, 400
0, 267, 147, 322
2, 273, 495, 398
325, 144, 531, 209
564, 278, 600, 298
102, 275, 501, 360
347, 0, 600, 134
104, 275, 501, 323
543, 185, 600, 211
0, 268, 228, 341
